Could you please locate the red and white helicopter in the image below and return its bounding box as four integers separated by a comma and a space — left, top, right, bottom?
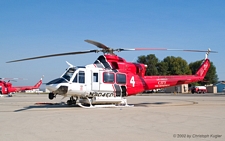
7, 40, 216, 108
0, 77, 43, 97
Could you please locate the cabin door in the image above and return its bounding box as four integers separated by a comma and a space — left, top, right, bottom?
91, 71, 99, 91
70, 69, 86, 94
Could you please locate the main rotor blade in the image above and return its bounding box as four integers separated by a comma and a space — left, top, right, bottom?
120, 48, 167, 51
85, 39, 110, 50
84, 40, 218, 53
7, 50, 98, 63
0, 78, 26, 80
7, 37, 217, 63
120, 48, 218, 53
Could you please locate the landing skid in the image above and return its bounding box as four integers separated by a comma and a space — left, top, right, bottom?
77, 103, 134, 108
76, 97, 134, 108
0, 94, 12, 97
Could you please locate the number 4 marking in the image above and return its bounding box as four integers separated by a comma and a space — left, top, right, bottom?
130, 76, 135, 87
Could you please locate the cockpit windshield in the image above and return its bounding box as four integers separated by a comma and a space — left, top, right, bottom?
62, 67, 76, 81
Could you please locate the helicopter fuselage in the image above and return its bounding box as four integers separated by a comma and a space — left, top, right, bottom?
46, 54, 210, 101
6, 39, 213, 107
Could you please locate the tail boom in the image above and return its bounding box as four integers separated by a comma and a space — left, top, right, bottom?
142, 58, 210, 91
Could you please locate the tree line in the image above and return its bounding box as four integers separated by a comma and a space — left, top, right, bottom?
137, 54, 218, 85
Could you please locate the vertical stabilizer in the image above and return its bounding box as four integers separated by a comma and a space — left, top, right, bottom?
34, 76, 44, 88
195, 59, 210, 77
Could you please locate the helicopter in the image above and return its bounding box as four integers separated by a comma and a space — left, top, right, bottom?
0, 77, 43, 97
7, 40, 217, 108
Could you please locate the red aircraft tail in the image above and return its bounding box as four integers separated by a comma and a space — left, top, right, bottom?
33, 76, 43, 88
4, 76, 44, 94
195, 59, 210, 78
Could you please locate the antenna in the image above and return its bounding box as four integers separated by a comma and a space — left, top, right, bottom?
66, 61, 74, 67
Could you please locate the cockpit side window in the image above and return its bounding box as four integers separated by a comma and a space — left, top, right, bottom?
62, 67, 75, 81
72, 71, 85, 83
78, 71, 85, 83
103, 72, 115, 83
73, 74, 77, 83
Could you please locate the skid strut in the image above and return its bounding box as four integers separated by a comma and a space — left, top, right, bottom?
67, 96, 77, 105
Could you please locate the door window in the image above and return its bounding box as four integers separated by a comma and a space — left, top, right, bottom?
116, 73, 126, 84
103, 72, 115, 83
93, 73, 98, 82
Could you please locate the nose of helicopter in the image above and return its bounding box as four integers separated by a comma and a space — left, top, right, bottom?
46, 84, 60, 92
46, 78, 68, 92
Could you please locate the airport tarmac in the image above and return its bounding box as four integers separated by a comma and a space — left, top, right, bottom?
0, 93, 225, 141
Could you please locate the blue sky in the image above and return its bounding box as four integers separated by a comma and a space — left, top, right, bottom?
0, 0, 225, 86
